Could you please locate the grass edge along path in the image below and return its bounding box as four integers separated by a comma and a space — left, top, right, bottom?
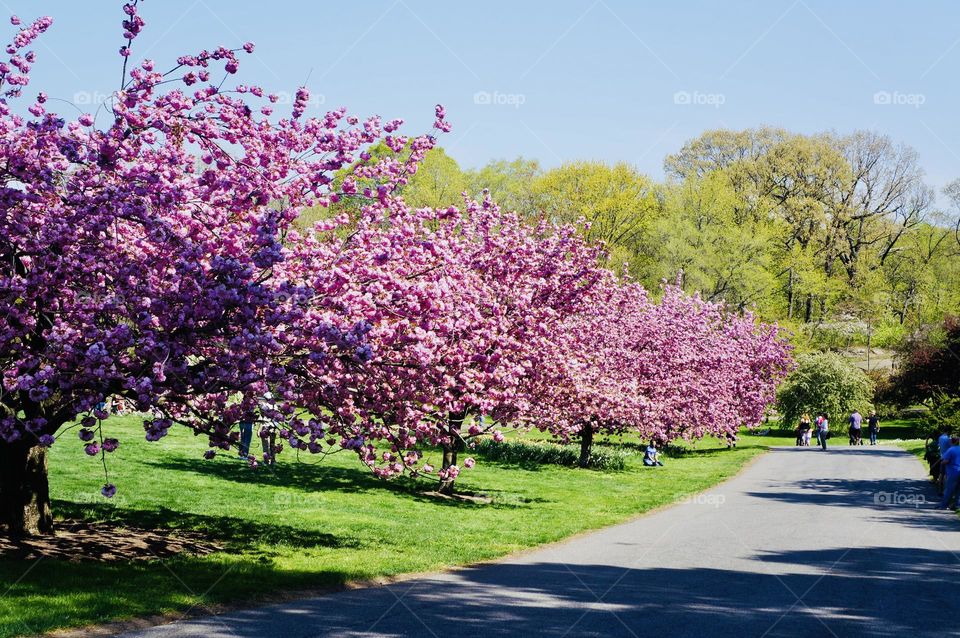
3, 417, 774, 638
44, 449, 771, 638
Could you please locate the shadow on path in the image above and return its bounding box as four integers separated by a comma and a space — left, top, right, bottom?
174, 547, 960, 638
117, 443, 960, 638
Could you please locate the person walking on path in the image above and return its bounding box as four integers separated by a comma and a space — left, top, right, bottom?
867, 410, 880, 445
796, 414, 812, 446
937, 430, 952, 495
816, 414, 829, 450
938, 430, 952, 456
939, 435, 960, 510
849, 410, 863, 445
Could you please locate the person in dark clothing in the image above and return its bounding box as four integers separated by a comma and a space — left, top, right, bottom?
867, 410, 880, 445
940, 436, 960, 510
797, 414, 812, 446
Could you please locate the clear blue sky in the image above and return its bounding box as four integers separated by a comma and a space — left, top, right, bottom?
6, 1, 958, 199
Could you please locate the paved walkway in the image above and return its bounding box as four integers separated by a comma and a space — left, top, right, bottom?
118, 446, 960, 637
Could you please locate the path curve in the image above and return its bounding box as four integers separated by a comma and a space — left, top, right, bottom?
116, 445, 960, 637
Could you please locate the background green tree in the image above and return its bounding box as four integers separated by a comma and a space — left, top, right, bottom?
776, 352, 874, 426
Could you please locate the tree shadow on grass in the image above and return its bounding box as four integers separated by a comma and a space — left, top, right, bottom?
0, 517, 222, 562
463, 455, 550, 472
0, 552, 353, 638
664, 445, 742, 457
141, 457, 528, 510
467, 488, 552, 505
468, 456, 574, 473
471, 444, 632, 474
49, 501, 361, 551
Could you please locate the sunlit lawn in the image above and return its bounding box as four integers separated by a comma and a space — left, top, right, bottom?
0, 416, 921, 637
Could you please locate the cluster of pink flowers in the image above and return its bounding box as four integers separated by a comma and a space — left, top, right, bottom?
0, 4, 792, 498
272, 189, 790, 483
531, 280, 792, 452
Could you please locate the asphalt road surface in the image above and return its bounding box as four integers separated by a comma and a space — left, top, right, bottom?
117, 445, 960, 637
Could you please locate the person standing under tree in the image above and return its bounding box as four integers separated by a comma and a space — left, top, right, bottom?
238, 405, 256, 460
259, 392, 278, 466
867, 410, 880, 445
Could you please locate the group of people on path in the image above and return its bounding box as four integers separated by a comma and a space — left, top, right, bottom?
846, 409, 881, 446
795, 409, 880, 450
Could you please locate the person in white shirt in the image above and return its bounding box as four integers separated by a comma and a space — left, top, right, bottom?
816, 413, 829, 450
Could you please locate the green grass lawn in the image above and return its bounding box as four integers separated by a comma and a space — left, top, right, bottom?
0, 416, 915, 637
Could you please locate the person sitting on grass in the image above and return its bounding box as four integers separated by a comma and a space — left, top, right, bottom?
939, 435, 960, 510
643, 442, 664, 467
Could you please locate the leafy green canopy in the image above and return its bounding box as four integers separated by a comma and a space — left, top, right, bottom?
776, 352, 874, 426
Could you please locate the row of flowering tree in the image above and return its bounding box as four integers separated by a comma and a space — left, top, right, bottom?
0, 3, 792, 537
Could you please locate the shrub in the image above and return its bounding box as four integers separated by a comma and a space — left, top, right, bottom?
867, 369, 899, 418
919, 393, 960, 439
473, 438, 630, 471
871, 318, 907, 348
776, 352, 874, 427
887, 316, 960, 406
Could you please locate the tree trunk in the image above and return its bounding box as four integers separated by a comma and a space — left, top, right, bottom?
439, 412, 466, 495
578, 425, 594, 468
786, 267, 795, 320
0, 440, 53, 538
